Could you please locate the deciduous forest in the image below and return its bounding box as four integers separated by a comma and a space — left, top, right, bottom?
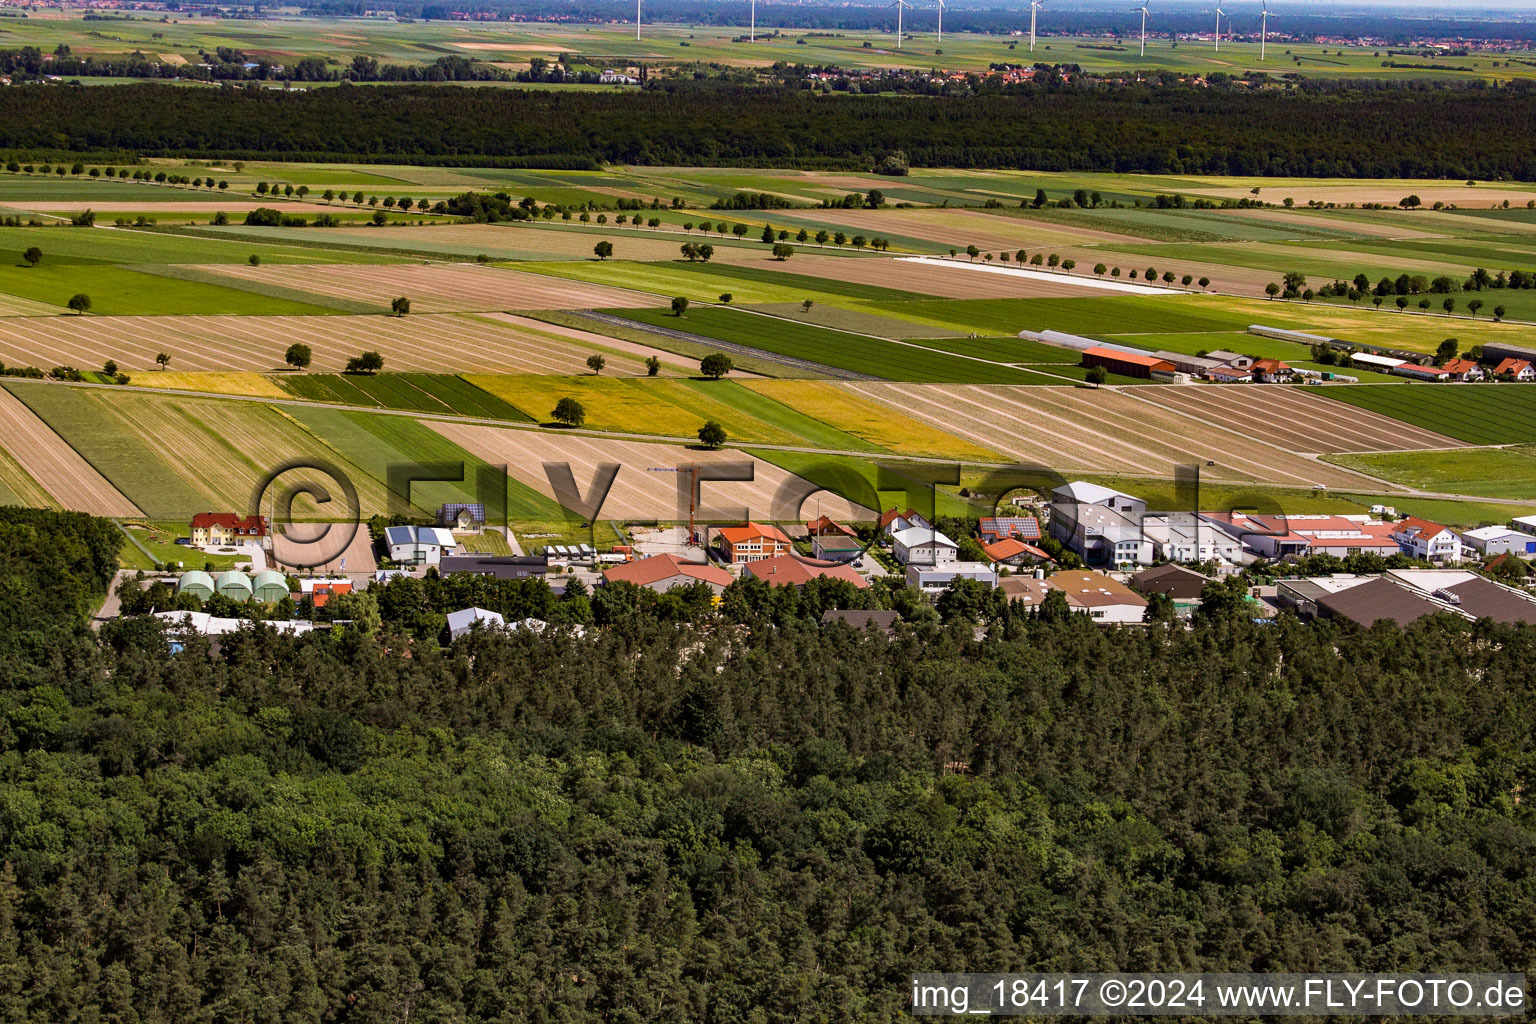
3, 82, 1536, 177
1, 508, 1533, 1021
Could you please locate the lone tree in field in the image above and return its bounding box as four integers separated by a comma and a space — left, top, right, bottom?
698, 420, 727, 449
345, 350, 384, 374
593, 241, 613, 260
1198, 277, 1211, 289
1094, 263, 1107, 277
700, 353, 734, 380
67, 294, 91, 315
552, 397, 586, 427
284, 343, 312, 370
771, 243, 794, 261
23, 247, 41, 267
645, 355, 662, 376
390, 296, 411, 317
801, 298, 814, 314
671, 296, 690, 317
586, 354, 606, 375
248, 254, 261, 267
965, 245, 980, 262
1085, 365, 1108, 388
155, 352, 171, 370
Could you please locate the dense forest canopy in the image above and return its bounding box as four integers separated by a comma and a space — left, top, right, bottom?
1, 508, 1534, 1020
4, 82, 1536, 177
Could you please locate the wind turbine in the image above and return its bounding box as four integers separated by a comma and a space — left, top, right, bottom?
635, 0, 642, 41
1259, 0, 1274, 60
934, 0, 944, 46
1029, 0, 1045, 53
1131, 2, 1149, 57
1213, 6, 1224, 51
750, 0, 756, 42
890, 0, 911, 49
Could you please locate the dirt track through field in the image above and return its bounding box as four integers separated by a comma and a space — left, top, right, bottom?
196, 262, 664, 313
758, 255, 1126, 299
0, 386, 141, 515
423, 424, 870, 522
845, 382, 1385, 490
0, 313, 660, 374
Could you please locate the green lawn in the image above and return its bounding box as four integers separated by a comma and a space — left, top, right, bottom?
0, 264, 338, 316
1324, 446, 1536, 501
606, 305, 1049, 383
1313, 384, 1536, 445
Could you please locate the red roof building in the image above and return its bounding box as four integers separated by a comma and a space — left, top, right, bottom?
717, 523, 793, 564
1493, 358, 1536, 381
743, 555, 867, 588
981, 537, 1052, 566
1080, 347, 1175, 379
603, 554, 734, 593
806, 515, 857, 539
189, 512, 269, 547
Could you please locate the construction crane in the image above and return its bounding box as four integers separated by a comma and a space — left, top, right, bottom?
647, 463, 701, 546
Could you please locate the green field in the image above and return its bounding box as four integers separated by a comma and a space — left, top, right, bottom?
606, 305, 1051, 383
274, 373, 532, 420
0, 226, 398, 266
1325, 446, 1536, 501
282, 405, 566, 520
0, 264, 338, 316
1314, 384, 1536, 446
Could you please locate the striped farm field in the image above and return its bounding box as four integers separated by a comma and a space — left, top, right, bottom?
0, 384, 141, 516
1135, 385, 1464, 454
0, 292, 65, 317
424, 423, 870, 523
194, 262, 664, 313
274, 373, 532, 420
0, 312, 659, 374
607, 306, 1051, 383
6, 383, 391, 519
845, 382, 1386, 489
742, 380, 1003, 461
1310, 384, 1536, 446
140, 372, 291, 399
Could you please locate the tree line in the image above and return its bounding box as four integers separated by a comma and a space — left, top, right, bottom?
2, 508, 1534, 1020
3, 81, 1536, 177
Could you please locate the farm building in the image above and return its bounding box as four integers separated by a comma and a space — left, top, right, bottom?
1205, 365, 1252, 384
1392, 517, 1463, 563
1441, 359, 1485, 381
215, 570, 254, 602
981, 537, 1051, 567
440, 555, 548, 580
1459, 526, 1536, 557
251, 570, 291, 603
891, 525, 959, 566
1250, 358, 1293, 383
1080, 346, 1175, 380
1157, 351, 1227, 376
190, 512, 270, 549
744, 555, 866, 589
1350, 352, 1406, 372
812, 534, 864, 561
298, 577, 352, 607
1052, 481, 1146, 516
437, 503, 486, 532
603, 554, 734, 595
906, 562, 997, 593
806, 515, 857, 539
978, 516, 1041, 543
717, 523, 794, 564
1395, 364, 1453, 382
1492, 358, 1536, 381
1315, 577, 1461, 628
384, 525, 457, 566
175, 570, 215, 602
447, 607, 505, 640
1042, 570, 1149, 624
1480, 341, 1536, 366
